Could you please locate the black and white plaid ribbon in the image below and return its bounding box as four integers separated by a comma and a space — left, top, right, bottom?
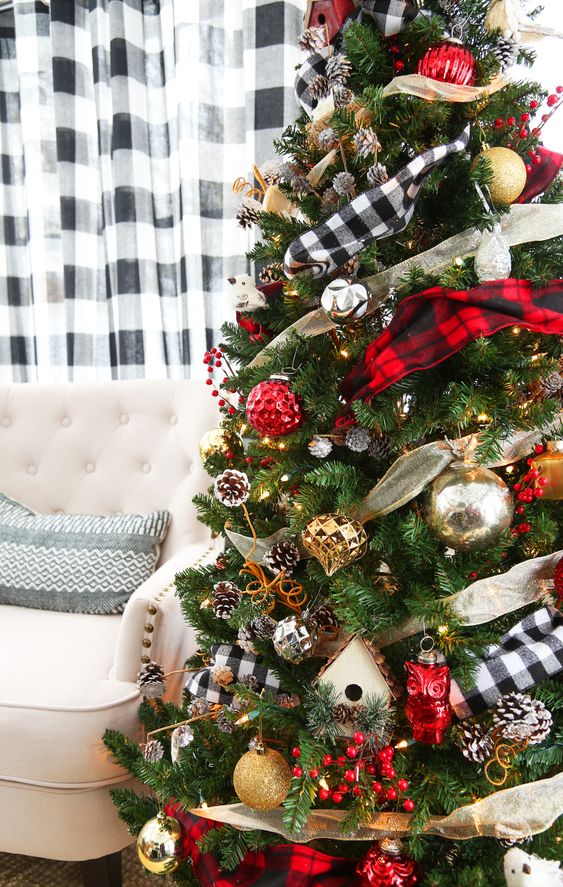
450, 606, 563, 719
184, 644, 281, 706
294, 47, 332, 116
356, 0, 424, 36
284, 125, 470, 279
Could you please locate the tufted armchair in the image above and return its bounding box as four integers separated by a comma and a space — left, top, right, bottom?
0, 380, 217, 886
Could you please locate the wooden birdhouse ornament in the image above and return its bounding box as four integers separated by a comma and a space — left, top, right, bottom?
315, 636, 396, 735
304, 0, 356, 44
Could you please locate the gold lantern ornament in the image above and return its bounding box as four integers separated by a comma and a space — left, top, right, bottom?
137, 811, 183, 874
199, 427, 244, 463
472, 147, 527, 206
301, 512, 368, 577
532, 441, 563, 500
233, 742, 292, 810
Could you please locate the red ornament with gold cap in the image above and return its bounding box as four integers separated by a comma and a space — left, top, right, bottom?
357, 837, 421, 886
246, 373, 305, 437
417, 37, 476, 86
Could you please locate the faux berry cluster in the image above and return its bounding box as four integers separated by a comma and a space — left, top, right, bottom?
510, 443, 548, 539
493, 87, 563, 171
290, 735, 415, 813
203, 347, 241, 414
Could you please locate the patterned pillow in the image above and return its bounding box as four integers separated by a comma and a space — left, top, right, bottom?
0, 494, 170, 614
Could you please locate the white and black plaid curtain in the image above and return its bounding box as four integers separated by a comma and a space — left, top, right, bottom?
0, 0, 304, 381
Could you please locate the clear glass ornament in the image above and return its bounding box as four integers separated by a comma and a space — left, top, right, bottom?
474, 223, 512, 282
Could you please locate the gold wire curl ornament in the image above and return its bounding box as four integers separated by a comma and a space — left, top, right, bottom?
484, 729, 529, 786
232, 165, 268, 203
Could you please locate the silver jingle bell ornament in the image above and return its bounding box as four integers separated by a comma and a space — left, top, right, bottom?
273, 615, 316, 663
320, 278, 371, 324
474, 223, 512, 283
426, 461, 513, 550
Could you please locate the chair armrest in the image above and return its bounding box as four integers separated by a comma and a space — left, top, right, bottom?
111, 540, 216, 699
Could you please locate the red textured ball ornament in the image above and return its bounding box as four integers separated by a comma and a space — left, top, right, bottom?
417, 40, 476, 86
554, 557, 563, 605
246, 374, 305, 437
405, 650, 452, 744
357, 838, 421, 887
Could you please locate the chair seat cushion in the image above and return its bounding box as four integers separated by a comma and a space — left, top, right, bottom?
0, 605, 141, 787
0, 494, 170, 613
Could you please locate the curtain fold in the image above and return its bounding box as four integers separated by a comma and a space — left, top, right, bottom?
0, 0, 304, 381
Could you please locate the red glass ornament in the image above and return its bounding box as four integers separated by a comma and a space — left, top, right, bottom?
554, 557, 563, 604
357, 838, 421, 887
305, 0, 356, 43
405, 651, 452, 744
417, 40, 476, 87
246, 374, 305, 437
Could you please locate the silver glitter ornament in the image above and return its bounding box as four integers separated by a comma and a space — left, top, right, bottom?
474, 223, 512, 282
273, 615, 316, 663
426, 461, 513, 550
320, 278, 370, 324
171, 724, 194, 764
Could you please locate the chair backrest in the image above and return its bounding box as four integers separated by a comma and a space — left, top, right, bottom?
0, 380, 218, 562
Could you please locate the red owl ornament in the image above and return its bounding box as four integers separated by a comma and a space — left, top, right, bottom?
405, 643, 452, 745
357, 837, 421, 887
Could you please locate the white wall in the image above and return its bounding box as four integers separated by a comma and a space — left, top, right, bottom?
515, 0, 563, 150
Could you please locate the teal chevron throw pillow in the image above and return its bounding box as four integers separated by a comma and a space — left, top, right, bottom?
0, 494, 170, 614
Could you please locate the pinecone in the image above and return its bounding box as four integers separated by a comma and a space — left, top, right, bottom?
298, 25, 327, 53
326, 52, 352, 85
457, 723, 494, 764
340, 257, 359, 276
216, 708, 236, 734
142, 739, 164, 763
185, 696, 210, 718
241, 673, 259, 692
367, 433, 392, 459
276, 692, 297, 709
291, 174, 313, 198
493, 693, 553, 745
214, 469, 250, 507
308, 436, 333, 458
542, 372, 563, 398
492, 35, 518, 71
310, 604, 339, 631
236, 196, 262, 229
333, 86, 354, 109
259, 263, 281, 285
321, 187, 339, 210
264, 540, 300, 576
309, 74, 331, 102
318, 127, 338, 152
137, 661, 166, 699
237, 624, 258, 654
333, 171, 356, 198
353, 127, 381, 159
251, 614, 277, 639
211, 581, 241, 619
367, 163, 389, 187
332, 702, 362, 725
211, 664, 234, 688
260, 159, 285, 185
345, 427, 372, 452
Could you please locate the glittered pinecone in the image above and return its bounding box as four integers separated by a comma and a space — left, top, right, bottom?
321, 187, 339, 210
236, 196, 262, 229
291, 174, 313, 198
493, 693, 553, 745
298, 25, 327, 53
211, 581, 241, 619
310, 604, 339, 631
493, 35, 518, 71
345, 427, 371, 452
333, 85, 353, 109
259, 263, 281, 285
251, 614, 277, 640
367, 162, 389, 187
333, 171, 356, 197
142, 739, 164, 763
542, 372, 563, 399
185, 696, 210, 718
326, 52, 352, 85
309, 74, 331, 102
308, 436, 333, 458
211, 664, 234, 688
318, 127, 338, 152
367, 433, 392, 459
276, 692, 297, 709
264, 540, 300, 576
332, 702, 360, 725
260, 159, 285, 185
353, 127, 381, 159
237, 624, 258, 654
214, 469, 250, 507
216, 708, 236, 734
241, 673, 259, 692
340, 257, 359, 276
137, 661, 166, 699
457, 723, 494, 764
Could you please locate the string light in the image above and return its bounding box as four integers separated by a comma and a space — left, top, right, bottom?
438, 625, 448, 635
512, 326, 521, 336
278, 442, 286, 450
477, 413, 490, 423
200, 598, 211, 609
454, 256, 464, 267
394, 739, 409, 749
259, 489, 271, 500
340, 349, 349, 358
281, 474, 290, 482
506, 465, 514, 475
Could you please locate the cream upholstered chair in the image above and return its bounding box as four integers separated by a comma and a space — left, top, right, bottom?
0, 380, 217, 886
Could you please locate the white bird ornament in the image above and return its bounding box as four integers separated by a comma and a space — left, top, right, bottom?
226, 274, 268, 313
504, 847, 563, 887
485, 0, 563, 43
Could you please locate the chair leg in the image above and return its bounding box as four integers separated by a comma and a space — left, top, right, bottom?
80, 850, 122, 887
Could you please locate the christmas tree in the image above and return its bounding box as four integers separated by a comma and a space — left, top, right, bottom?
105, 2, 563, 884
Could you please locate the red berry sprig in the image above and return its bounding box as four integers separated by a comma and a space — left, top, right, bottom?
202, 347, 240, 416
509, 444, 548, 539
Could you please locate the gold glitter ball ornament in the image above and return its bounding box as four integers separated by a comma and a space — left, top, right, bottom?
233, 744, 292, 810
137, 812, 182, 874
199, 427, 244, 463
301, 512, 368, 576
473, 147, 527, 206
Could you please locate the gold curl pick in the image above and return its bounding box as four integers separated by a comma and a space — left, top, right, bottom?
232, 165, 268, 203
484, 729, 529, 787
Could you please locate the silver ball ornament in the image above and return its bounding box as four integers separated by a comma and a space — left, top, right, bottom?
320, 278, 370, 324
474, 224, 512, 283
426, 462, 513, 550
273, 615, 316, 663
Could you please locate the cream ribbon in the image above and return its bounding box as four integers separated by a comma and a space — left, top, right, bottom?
190, 771, 563, 842
381, 73, 507, 102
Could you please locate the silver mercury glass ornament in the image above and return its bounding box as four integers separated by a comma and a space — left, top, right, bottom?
272, 614, 317, 663
426, 460, 513, 550
320, 277, 371, 324
474, 222, 512, 282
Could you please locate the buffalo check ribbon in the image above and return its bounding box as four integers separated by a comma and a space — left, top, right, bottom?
184, 644, 280, 706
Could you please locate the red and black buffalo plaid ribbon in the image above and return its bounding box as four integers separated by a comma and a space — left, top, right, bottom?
520, 146, 563, 204
342, 279, 563, 403
165, 803, 359, 886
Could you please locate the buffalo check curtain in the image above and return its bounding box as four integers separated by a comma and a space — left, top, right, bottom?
0, 0, 303, 381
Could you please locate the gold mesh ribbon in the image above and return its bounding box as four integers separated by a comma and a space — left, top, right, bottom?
381, 73, 507, 102
189, 771, 563, 842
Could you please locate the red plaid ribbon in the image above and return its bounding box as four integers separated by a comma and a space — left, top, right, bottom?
520, 146, 563, 203
342, 279, 563, 402
165, 803, 360, 886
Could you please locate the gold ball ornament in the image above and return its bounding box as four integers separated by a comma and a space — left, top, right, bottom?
301, 512, 368, 577
473, 147, 527, 206
233, 744, 292, 811
199, 427, 244, 463
426, 461, 513, 550
137, 812, 182, 874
